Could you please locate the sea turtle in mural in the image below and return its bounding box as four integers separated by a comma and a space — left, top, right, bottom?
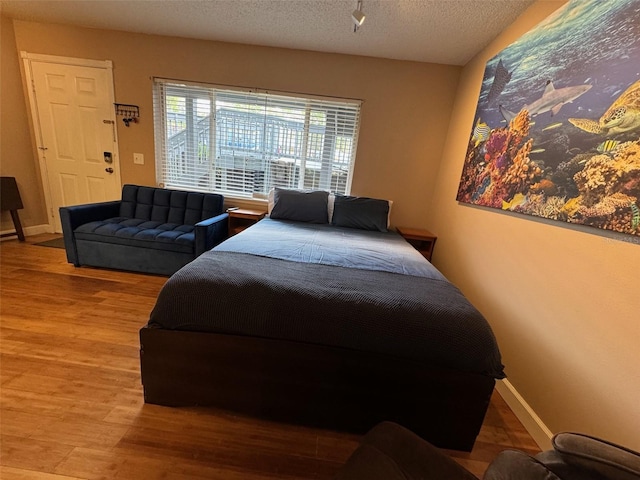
569, 79, 640, 135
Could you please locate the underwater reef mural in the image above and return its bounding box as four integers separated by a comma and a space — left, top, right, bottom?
457, 0, 640, 238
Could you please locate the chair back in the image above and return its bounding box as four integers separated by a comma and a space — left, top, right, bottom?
1, 177, 24, 211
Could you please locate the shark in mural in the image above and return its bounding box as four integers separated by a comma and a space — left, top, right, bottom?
500, 80, 592, 122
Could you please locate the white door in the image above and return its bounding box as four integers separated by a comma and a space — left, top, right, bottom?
23, 53, 121, 232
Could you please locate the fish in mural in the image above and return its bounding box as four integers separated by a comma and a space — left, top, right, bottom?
569, 79, 640, 135
471, 175, 492, 201
486, 59, 515, 106
596, 139, 620, 153
472, 118, 491, 147
501, 192, 528, 211
632, 203, 640, 230
542, 122, 563, 131
500, 80, 592, 122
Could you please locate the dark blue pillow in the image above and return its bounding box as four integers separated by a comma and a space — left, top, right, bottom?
269, 188, 329, 223
331, 195, 390, 232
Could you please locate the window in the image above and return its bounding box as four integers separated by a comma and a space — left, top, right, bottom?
153, 78, 362, 199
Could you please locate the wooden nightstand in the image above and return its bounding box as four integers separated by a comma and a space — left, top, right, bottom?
227, 208, 266, 236
396, 226, 437, 262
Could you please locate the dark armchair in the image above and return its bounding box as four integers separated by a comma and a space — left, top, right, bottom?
60, 184, 228, 276
336, 422, 640, 480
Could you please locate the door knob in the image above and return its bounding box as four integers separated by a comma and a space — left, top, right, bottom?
105, 167, 114, 173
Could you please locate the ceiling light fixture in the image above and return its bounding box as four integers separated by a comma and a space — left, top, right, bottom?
352, 0, 365, 32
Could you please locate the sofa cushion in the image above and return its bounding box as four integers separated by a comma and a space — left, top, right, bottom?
484, 450, 563, 480
74, 217, 195, 254
119, 184, 224, 226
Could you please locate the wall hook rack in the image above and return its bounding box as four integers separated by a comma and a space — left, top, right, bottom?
114, 103, 140, 127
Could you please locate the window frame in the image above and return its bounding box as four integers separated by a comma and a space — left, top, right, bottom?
153, 78, 362, 201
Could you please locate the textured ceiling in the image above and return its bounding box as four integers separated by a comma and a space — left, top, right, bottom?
0, 0, 538, 65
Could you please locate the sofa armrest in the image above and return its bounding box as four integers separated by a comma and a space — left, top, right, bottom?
194, 212, 229, 256
60, 201, 122, 230
537, 432, 640, 480
59, 200, 121, 265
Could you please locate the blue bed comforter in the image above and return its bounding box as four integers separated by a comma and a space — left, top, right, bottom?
148, 218, 505, 378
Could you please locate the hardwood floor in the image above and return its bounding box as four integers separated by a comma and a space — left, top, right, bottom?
0, 235, 540, 479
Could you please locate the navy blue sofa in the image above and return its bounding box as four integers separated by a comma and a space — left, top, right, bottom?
60, 184, 228, 276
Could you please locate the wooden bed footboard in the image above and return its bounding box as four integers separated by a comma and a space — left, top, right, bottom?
139, 326, 495, 451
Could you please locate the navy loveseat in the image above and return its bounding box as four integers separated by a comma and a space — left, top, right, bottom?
60, 184, 228, 276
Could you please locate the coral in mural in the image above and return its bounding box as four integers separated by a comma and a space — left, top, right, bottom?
573, 142, 639, 201
573, 192, 638, 234
573, 154, 622, 205
526, 194, 568, 220
457, 108, 640, 236
552, 154, 589, 198
508, 108, 531, 138
611, 141, 640, 198
578, 192, 635, 217
502, 138, 543, 196
457, 109, 542, 209
565, 140, 640, 234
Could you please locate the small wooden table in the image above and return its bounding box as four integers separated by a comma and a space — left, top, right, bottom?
396, 226, 437, 262
227, 208, 266, 236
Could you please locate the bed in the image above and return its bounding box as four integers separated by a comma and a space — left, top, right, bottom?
139, 190, 505, 451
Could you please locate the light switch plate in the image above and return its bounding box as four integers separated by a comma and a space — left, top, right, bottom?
133, 153, 144, 165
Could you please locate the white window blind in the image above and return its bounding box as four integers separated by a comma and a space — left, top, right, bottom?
153, 78, 362, 199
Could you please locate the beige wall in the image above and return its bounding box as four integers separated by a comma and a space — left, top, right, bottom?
430, 1, 640, 449
2, 17, 460, 231
0, 16, 48, 233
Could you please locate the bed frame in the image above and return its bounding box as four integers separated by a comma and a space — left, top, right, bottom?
139, 326, 495, 451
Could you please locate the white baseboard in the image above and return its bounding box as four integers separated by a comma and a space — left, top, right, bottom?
0, 223, 52, 240
24, 224, 53, 236
496, 379, 554, 450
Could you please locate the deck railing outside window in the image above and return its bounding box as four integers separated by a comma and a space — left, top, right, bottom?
153, 79, 362, 199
